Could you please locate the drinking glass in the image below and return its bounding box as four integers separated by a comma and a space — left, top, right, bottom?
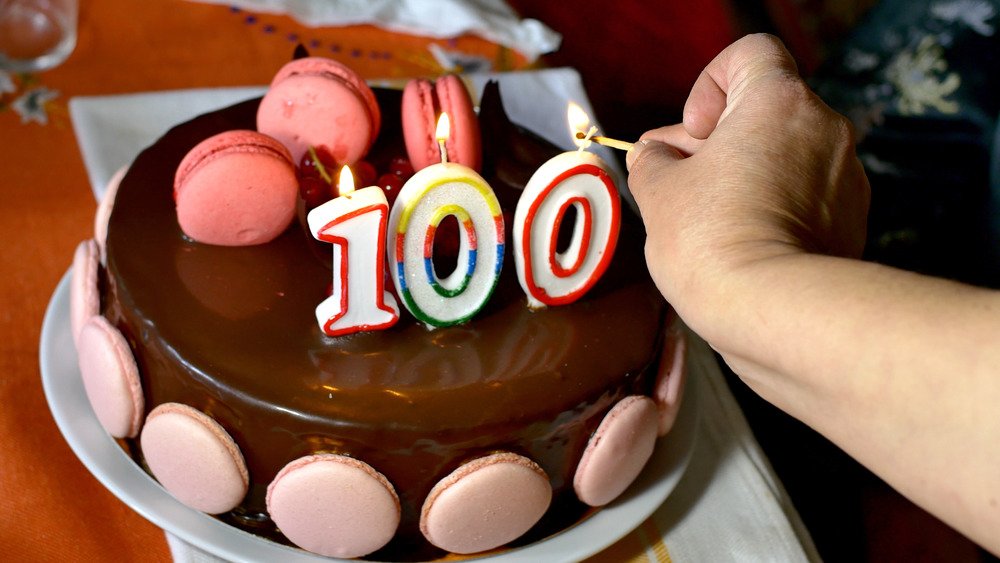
0, 0, 78, 72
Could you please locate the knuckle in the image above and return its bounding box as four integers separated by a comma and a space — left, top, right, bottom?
827, 108, 857, 145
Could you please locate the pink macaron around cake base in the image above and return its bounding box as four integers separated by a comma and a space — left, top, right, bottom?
94, 165, 127, 261
402, 74, 482, 172
140, 403, 249, 515
419, 452, 551, 554
257, 56, 381, 166
573, 395, 659, 507
654, 317, 688, 436
174, 130, 298, 247
77, 315, 144, 439
266, 454, 401, 559
70, 239, 100, 345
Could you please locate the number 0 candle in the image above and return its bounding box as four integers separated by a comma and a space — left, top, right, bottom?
308, 166, 400, 336
513, 103, 621, 309
388, 113, 504, 328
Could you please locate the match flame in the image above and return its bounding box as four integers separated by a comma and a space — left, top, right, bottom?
435, 113, 451, 143
338, 165, 355, 196
567, 102, 592, 148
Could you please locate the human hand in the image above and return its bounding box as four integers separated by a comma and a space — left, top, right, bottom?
625, 34, 870, 337
625, 37, 1000, 557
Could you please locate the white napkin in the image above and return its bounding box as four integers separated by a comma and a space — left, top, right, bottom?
69, 69, 624, 204
69, 69, 819, 563
70, 86, 266, 201
657, 335, 820, 562
189, 0, 561, 62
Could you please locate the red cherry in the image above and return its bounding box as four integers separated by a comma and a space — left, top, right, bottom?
298, 153, 320, 179
299, 176, 331, 209
314, 146, 338, 169
353, 160, 377, 188
377, 173, 404, 206
389, 156, 414, 179
299, 146, 337, 183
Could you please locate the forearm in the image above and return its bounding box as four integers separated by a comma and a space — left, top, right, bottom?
625, 33, 999, 552
690, 253, 1000, 553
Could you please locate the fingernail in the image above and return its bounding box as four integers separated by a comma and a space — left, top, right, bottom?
625, 139, 649, 172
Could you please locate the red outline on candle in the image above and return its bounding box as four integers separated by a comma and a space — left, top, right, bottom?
314, 202, 399, 336
548, 196, 592, 278
520, 163, 621, 306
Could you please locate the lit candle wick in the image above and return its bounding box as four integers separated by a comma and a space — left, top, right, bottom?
436, 113, 451, 164
574, 131, 635, 152
338, 165, 356, 197
577, 126, 598, 152
438, 138, 449, 163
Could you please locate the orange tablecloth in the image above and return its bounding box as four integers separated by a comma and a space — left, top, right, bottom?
0, 1, 534, 560
0, 1, 689, 560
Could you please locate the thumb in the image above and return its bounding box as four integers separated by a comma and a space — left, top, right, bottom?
684, 33, 799, 139
626, 139, 684, 215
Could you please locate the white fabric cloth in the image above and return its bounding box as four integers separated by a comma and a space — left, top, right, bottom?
658, 336, 820, 562
188, 0, 561, 62
69, 68, 820, 562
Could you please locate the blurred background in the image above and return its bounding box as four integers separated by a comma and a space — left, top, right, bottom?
507, 0, 1000, 560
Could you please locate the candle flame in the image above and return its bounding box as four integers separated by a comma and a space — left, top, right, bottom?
435, 113, 451, 143
339, 165, 355, 196
567, 102, 593, 149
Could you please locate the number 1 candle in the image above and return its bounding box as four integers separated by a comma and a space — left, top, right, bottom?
388, 113, 504, 328
513, 103, 621, 309
308, 166, 400, 336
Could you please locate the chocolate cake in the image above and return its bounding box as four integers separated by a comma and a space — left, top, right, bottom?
89, 82, 678, 559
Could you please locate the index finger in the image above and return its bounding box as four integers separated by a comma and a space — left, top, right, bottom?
638, 124, 704, 157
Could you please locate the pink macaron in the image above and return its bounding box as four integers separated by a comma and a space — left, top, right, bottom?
654, 317, 687, 436
257, 56, 381, 166
94, 165, 127, 261
573, 395, 659, 507
420, 452, 551, 554
77, 315, 144, 438
174, 130, 298, 246
266, 454, 400, 558
140, 402, 249, 514
402, 74, 481, 172
70, 239, 100, 345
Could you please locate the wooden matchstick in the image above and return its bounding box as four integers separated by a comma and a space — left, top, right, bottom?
575, 131, 635, 151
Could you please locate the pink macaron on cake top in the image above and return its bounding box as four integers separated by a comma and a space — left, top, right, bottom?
402, 74, 482, 172
174, 129, 298, 247
257, 56, 381, 166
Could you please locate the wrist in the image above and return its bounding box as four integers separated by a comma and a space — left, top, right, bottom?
666, 247, 814, 362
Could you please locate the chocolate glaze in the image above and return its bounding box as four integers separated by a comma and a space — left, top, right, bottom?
103, 85, 668, 559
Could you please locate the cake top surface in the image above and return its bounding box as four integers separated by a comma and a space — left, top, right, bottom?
105, 86, 665, 432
